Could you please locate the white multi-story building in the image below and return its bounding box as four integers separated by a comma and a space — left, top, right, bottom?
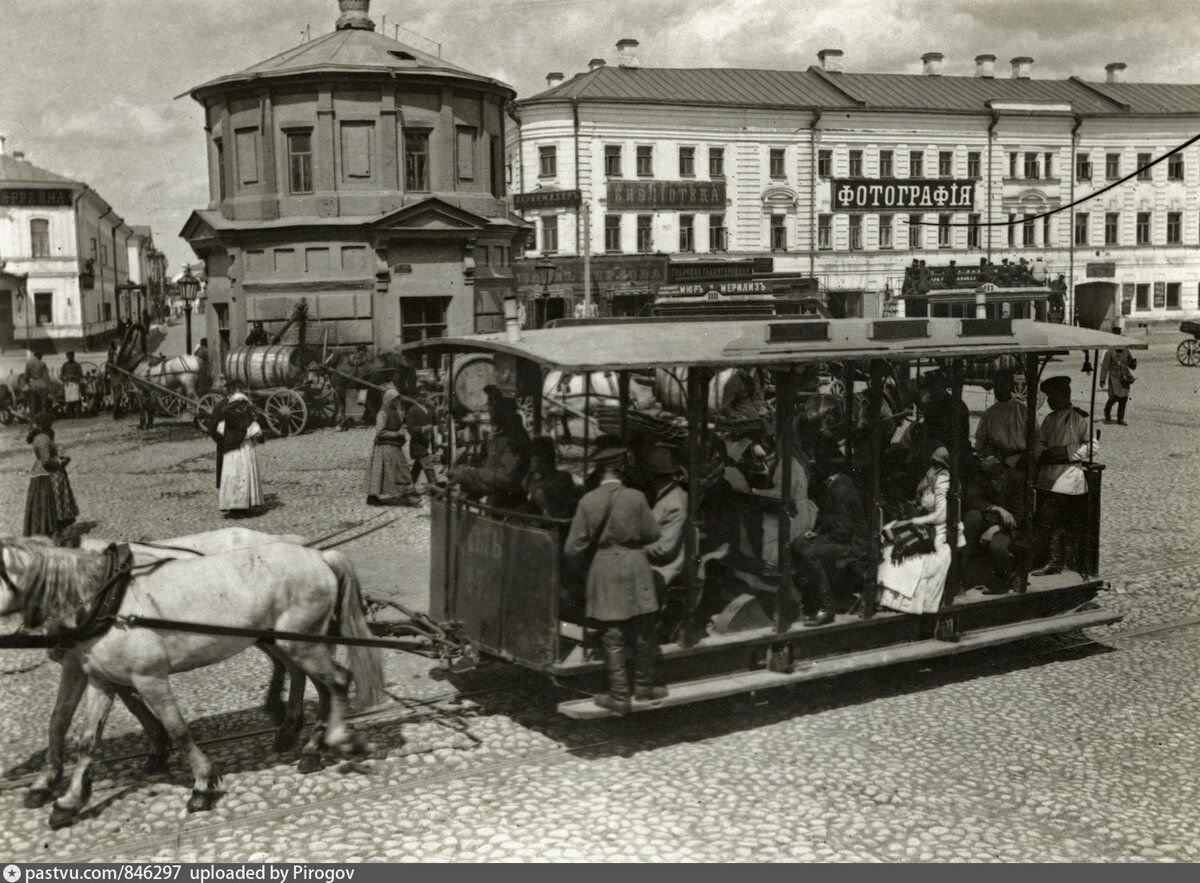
509, 44, 1200, 325
0, 139, 149, 351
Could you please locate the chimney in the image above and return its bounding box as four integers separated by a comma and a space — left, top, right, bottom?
1010, 56, 1033, 79
817, 48, 844, 73
616, 38, 639, 68
588, 57, 606, 72
12, 150, 25, 161
335, 0, 375, 31
974, 53, 996, 78
546, 71, 565, 88
1105, 62, 1127, 84
921, 52, 944, 76
0, 135, 6, 156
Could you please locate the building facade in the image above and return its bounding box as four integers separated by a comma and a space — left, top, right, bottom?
182, 0, 528, 361
0, 142, 144, 351
510, 46, 1200, 326
127, 226, 168, 321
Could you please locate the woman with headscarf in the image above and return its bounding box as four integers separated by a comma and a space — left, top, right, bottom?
24, 412, 79, 541
365, 371, 421, 507
210, 380, 264, 516
877, 446, 965, 614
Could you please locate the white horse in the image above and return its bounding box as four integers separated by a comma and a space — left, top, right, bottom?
0, 537, 385, 829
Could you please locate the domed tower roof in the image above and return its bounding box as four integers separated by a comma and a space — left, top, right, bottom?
188, 0, 513, 103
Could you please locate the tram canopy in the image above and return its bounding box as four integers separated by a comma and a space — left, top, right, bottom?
402, 317, 1144, 373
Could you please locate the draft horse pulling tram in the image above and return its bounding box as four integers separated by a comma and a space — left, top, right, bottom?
405, 315, 1139, 719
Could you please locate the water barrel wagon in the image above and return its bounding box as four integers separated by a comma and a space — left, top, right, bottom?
199, 345, 336, 436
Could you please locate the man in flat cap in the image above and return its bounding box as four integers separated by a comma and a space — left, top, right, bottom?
1032, 375, 1096, 576
641, 445, 688, 595
564, 437, 665, 715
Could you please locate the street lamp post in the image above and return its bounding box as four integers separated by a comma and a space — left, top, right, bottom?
534, 260, 557, 329
178, 267, 201, 355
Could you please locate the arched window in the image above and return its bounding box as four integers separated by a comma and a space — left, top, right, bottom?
30, 219, 50, 258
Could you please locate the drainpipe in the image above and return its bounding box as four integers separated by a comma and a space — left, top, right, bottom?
986, 110, 999, 263
572, 98, 592, 314
1069, 114, 1083, 326
809, 110, 822, 281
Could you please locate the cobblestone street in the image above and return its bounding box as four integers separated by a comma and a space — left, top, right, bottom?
0, 328, 1197, 862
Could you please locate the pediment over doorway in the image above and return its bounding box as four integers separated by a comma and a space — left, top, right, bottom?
373, 197, 487, 233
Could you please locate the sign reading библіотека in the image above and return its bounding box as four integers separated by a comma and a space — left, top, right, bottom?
607, 180, 726, 210
830, 179, 976, 211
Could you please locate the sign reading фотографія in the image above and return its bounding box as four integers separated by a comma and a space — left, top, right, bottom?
830, 179, 976, 211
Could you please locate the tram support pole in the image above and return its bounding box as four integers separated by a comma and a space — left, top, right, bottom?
582, 373, 592, 476
863, 361, 886, 619
531, 370, 543, 436
773, 369, 798, 643
618, 371, 630, 439
842, 361, 856, 461
942, 359, 965, 613
1019, 353, 1044, 594
680, 368, 707, 649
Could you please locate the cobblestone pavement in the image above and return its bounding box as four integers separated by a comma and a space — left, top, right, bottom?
0, 328, 1197, 861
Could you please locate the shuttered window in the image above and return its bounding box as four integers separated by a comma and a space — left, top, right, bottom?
341, 122, 373, 180
456, 126, 476, 181
235, 128, 259, 185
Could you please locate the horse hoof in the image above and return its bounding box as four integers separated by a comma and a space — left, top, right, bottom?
24, 789, 53, 810
186, 790, 219, 814
143, 754, 170, 776
48, 804, 79, 830
297, 754, 323, 775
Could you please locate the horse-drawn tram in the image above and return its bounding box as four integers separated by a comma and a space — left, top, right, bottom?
404, 314, 1141, 719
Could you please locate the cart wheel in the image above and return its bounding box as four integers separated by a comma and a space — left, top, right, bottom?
265, 389, 308, 436
155, 390, 188, 418
305, 372, 338, 428
1176, 339, 1200, 367
195, 392, 225, 432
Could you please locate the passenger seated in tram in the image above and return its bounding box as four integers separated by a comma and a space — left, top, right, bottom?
962, 453, 1027, 596
447, 385, 530, 508
523, 435, 581, 520
877, 446, 966, 615
726, 433, 817, 575
640, 445, 688, 596
719, 367, 768, 426
563, 438, 666, 715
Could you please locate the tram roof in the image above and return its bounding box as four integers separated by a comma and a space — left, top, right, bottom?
403, 317, 1143, 372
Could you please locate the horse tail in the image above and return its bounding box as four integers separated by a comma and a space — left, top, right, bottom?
323, 550, 386, 709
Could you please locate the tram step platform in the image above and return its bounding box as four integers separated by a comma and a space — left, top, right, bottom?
557, 606, 1120, 719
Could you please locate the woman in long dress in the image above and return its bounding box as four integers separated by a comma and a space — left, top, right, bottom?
365, 375, 421, 507
24, 411, 79, 541
211, 382, 264, 516
878, 447, 964, 614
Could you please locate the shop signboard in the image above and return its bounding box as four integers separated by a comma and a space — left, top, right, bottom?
1154, 281, 1166, 309
0, 188, 73, 207
658, 278, 803, 298
668, 260, 756, 283
514, 256, 667, 290
607, 180, 726, 210
1087, 262, 1117, 278
830, 179, 975, 212
512, 189, 582, 210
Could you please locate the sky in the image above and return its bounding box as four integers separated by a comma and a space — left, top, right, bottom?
2, 0, 1199, 271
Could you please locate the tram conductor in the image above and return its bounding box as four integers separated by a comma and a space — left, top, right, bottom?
1032, 376, 1096, 576
564, 438, 667, 715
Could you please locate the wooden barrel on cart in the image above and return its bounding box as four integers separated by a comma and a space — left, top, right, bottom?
450, 353, 497, 413
223, 345, 307, 390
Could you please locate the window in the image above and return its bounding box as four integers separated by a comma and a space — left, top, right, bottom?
1075, 212, 1089, 246
1105, 212, 1119, 245
1076, 153, 1092, 181
235, 127, 259, 185
491, 135, 504, 196
879, 214, 894, 249
400, 297, 448, 358
215, 139, 227, 200
967, 213, 981, 249
1007, 213, 1016, 247
404, 130, 430, 191
709, 147, 725, 178
879, 150, 893, 178
286, 131, 313, 195
817, 214, 832, 250
1023, 215, 1035, 246
849, 150, 863, 178
34, 292, 52, 325
1044, 152, 1054, 179
1135, 283, 1149, 310
102, 302, 112, 322
967, 151, 981, 179
937, 213, 951, 247
769, 148, 786, 179
678, 214, 694, 252
1106, 153, 1120, 180
341, 122, 373, 179
100, 243, 108, 266
1023, 152, 1040, 180
455, 126, 476, 181
770, 215, 787, 251
541, 216, 559, 253
1043, 215, 1052, 247
818, 149, 832, 178
908, 214, 923, 249
605, 144, 622, 178
1136, 211, 1151, 245
909, 151, 924, 178
606, 214, 623, 253
1167, 282, 1181, 309
1137, 153, 1152, 181
1009, 152, 1018, 178
1168, 211, 1182, 244
709, 214, 726, 251
89, 238, 97, 260
1169, 153, 1184, 181
30, 219, 50, 258
938, 151, 952, 178
637, 215, 653, 253
538, 145, 557, 178
679, 146, 695, 178
636, 145, 653, 177
849, 215, 863, 250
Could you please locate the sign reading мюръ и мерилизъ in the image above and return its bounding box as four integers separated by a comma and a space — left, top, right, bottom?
830, 179, 976, 211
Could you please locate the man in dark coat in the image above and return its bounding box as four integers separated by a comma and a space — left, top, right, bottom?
245, 321, 270, 346
448, 388, 530, 507
564, 438, 665, 715
523, 436, 581, 519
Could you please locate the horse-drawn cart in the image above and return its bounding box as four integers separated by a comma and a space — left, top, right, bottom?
1177, 321, 1200, 366
199, 344, 339, 436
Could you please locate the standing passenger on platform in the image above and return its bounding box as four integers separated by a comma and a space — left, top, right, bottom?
975, 370, 1027, 470
1031, 376, 1096, 575
210, 380, 264, 517
1100, 323, 1136, 426
564, 439, 665, 715
641, 446, 688, 594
